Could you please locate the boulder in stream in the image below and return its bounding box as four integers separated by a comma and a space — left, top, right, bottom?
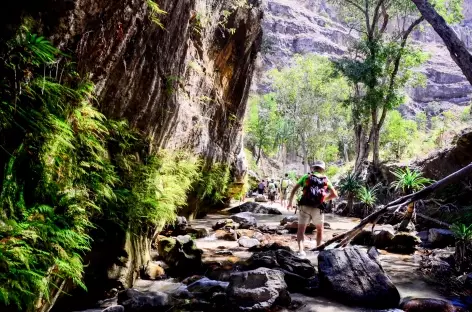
157, 235, 203, 276
284, 221, 316, 233
400, 297, 457, 312
388, 232, 421, 254
428, 228, 455, 248
185, 226, 210, 238
238, 236, 260, 248
227, 267, 291, 311
280, 215, 298, 225
255, 194, 268, 202
228, 202, 282, 215
102, 306, 125, 312
117, 289, 172, 312
373, 229, 395, 249
213, 219, 239, 230
230, 212, 257, 229
318, 246, 400, 309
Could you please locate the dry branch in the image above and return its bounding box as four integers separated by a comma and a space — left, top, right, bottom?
314, 162, 472, 251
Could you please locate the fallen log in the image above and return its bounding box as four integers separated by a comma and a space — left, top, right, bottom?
314, 162, 472, 251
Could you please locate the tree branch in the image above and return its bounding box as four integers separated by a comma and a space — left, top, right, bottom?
411, 0, 472, 85
314, 162, 472, 251
372, 0, 387, 34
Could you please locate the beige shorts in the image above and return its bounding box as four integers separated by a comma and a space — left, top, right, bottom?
298, 205, 324, 226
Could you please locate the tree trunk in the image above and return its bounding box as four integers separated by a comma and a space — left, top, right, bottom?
372, 124, 381, 168
354, 124, 370, 173
411, 0, 472, 85
255, 144, 262, 165
301, 134, 308, 173
343, 142, 349, 163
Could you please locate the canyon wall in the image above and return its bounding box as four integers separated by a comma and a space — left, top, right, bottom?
259, 0, 472, 117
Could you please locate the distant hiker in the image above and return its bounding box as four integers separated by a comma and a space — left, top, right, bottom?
287, 161, 338, 257
257, 180, 266, 195
279, 173, 292, 207
268, 179, 277, 204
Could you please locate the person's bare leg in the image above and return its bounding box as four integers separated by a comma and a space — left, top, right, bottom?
297, 223, 308, 253
315, 224, 323, 247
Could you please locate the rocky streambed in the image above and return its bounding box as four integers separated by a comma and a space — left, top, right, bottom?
74, 202, 470, 312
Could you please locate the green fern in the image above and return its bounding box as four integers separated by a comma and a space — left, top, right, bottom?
147, 0, 167, 29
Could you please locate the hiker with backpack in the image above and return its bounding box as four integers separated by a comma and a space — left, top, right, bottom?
287, 161, 338, 256
279, 173, 292, 207
257, 180, 266, 195
268, 179, 278, 204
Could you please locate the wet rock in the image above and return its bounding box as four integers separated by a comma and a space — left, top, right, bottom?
388, 232, 421, 254
373, 229, 395, 249
142, 261, 165, 280
400, 297, 457, 311
284, 221, 316, 233
102, 306, 125, 312
187, 277, 229, 294
230, 212, 257, 229
215, 250, 234, 256
255, 194, 268, 202
280, 215, 298, 225
323, 222, 331, 229
238, 236, 260, 248
253, 232, 264, 241
228, 202, 282, 215
257, 224, 279, 234
351, 229, 373, 246
428, 228, 455, 248
215, 229, 237, 241
318, 247, 400, 308
213, 219, 239, 230
418, 230, 429, 243
394, 221, 416, 232
248, 249, 316, 277
465, 273, 472, 289
117, 289, 172, 312
227, 267, 291, 311
157, 235, 203, 276
185, 227, 210, 238
236, 229, 256, 238
248, 242, 292, 252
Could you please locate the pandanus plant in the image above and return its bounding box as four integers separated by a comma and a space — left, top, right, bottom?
391, 167, 433, 231
338, 172, 361, 216
357, 183, 381, 218
451, 223, 472, 273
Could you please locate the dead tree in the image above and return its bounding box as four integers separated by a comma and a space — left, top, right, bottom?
314, 162, 472, 251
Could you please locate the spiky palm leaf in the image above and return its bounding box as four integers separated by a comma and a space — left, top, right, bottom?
391, 167, 433, 194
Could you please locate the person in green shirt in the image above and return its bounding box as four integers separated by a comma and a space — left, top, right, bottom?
287, 161, 338, 256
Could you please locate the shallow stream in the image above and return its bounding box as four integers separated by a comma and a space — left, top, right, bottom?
191, 202, 450, 312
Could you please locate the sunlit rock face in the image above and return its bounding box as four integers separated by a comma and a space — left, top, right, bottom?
45, 0, 263, 164
259, 0, 472, 117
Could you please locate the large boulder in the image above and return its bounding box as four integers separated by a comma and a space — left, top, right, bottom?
214, 229, 237, 241
351, 230, 374, 246
247, 249, 316, 292
284, 222, 316, 233
230, 212, 257, 229
117, 289, 172, 312
255, 194, 268, 202
157, 235, 203, 276
213, 219, 239, 230
388, 232, 421, 254
399, 297, 457, 311
185, 227, 210, 238
318, 247, 400, 309
280, 215, 298, 225
428, 228, 455, 248
373, 229, 395, 249
227, 267, 291, 311
238, 236, 261, 248
141, 261, 166, 280
228, 202, 282, 215
187, 277, 229, 299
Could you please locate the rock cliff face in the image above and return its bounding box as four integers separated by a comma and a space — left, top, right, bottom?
259, 0, 472, 116
33, 0, 263, 165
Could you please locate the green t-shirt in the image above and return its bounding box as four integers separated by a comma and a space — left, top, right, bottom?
297, 171, 333, 190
